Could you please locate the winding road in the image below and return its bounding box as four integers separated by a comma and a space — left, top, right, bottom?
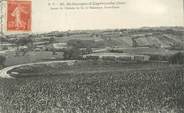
0, 60, 76, 79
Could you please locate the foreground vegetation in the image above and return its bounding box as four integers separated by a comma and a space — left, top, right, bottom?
0, 65, 184, 113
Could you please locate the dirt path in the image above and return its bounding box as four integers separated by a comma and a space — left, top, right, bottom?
0, 60, 76, 79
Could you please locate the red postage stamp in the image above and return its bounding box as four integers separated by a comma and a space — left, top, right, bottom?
7, 0, 31, 31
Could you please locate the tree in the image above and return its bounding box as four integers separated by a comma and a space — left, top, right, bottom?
49, 37, 57, 55
169, 52, 184, 64
15, 37, 33, 56
0, 55, 6, 68
49, 37, 55, 44
86, 47, 92, 54
63, 47, 81, 60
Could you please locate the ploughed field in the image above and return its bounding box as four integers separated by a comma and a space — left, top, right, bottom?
0, 62, 184, 113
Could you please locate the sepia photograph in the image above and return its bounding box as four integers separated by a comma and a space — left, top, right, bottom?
0, 0, 184, 113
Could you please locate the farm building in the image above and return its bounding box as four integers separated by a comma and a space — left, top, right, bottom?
45, 43, 68, 51
83, 53, 150, 62
53, 43, 67, 49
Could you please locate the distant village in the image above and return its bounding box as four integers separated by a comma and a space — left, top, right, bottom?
0, 27, 184, 67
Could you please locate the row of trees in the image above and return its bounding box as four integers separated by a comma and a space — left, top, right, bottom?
169, 52, 184, 64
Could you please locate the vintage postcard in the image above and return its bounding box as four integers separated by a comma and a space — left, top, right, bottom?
0, 0, 184, 113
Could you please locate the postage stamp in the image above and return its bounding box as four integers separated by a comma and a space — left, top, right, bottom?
7, 0, 31, 31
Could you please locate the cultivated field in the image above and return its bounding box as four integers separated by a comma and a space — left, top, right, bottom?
1, 27, 184, 113
0, 64, 183, 113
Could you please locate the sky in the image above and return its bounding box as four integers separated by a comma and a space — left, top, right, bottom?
5, 0, 184, 33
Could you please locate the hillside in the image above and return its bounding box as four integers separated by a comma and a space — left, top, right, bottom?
49, 27, 184, 49
2, 27, 184, 50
